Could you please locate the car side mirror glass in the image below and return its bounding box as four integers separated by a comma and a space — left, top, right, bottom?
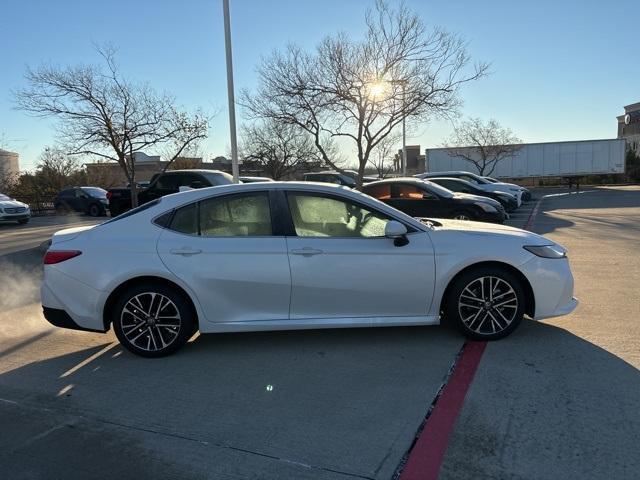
384, 220, 407, 239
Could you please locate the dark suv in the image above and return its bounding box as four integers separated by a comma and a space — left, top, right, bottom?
54, 187, 109, 217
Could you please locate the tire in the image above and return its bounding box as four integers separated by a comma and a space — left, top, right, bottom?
112, 283, 197, 357
88, 203, 100, 217
451, 210, 475, 221
522, 191, 532, 202
17, 219, 29, 224
444, 266, 525, 341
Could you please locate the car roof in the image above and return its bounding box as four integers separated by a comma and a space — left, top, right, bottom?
162, 169, 227, 174
420, 171, 478, 176
363, 177, 427, 187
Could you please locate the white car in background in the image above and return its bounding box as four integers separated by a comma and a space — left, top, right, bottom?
0, 193, 31, 224
416, 171, 529, 206
41, 182, 577, 357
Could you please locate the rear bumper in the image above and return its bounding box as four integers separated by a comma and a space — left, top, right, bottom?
43, 306, 106, 333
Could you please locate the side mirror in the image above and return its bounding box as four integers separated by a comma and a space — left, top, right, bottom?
385, 221, 409, 246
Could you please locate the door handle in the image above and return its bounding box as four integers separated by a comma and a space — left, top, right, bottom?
170, 248, 202, 256
291, 247, 323, 256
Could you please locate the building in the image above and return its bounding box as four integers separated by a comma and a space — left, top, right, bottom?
0, 149, 20, 182
617, 101, 640, 155
395, 145, 425, 174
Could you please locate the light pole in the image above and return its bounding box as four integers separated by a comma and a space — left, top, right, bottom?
222, 0, 239, 183
400, 81, 407, 176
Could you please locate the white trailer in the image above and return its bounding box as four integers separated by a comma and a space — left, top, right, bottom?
425, 138, 626, 178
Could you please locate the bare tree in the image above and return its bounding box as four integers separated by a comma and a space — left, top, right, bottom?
240, 120, 327, 179
15, 46, 208, 206
241, 0, 487, 189
35, 147, 84, 194
443, 117, 522, 176
367, 132, 400, 178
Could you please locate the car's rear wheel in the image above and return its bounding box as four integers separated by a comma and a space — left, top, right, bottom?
452, 210, 475, 221
113, 283, 196, 357
88, 203, 100, 217
445, 267, 525, 340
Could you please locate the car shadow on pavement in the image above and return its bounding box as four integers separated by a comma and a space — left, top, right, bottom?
0, 325, 464, 479
440, 319, 640, 480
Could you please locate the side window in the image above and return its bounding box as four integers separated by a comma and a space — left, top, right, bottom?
287, 194, 391, 238
167, 193, 273, 236
461, 175, 478, 184
177, 174, 200, 188
156, 175, 179, 191
200, 193, 272, 237
170, 203, 198, 235
392, 184, 427, 200
364, 184, 391, 199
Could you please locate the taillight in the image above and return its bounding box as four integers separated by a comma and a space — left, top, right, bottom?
44, 250, 82, 265
106, 191, 113, 201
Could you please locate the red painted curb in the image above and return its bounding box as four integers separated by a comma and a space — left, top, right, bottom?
399, 341, 487, 480
523, 197, 544, 231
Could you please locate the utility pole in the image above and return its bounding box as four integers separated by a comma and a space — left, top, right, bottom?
223, 0, 239, 183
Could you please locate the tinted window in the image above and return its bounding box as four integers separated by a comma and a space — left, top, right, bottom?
200, 193, 272, 236
60, 189, 74, 197
392, 184, 428, 200
363, 184, 391, 199
81, 187, 107, 198
287, 194, 390, 238
155, 175, 179, 190
176, 174, 201, 188
422, 181, 454, 198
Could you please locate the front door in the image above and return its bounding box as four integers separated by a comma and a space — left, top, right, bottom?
283, 191, 435, 321
157, 191, 291, 325
385, 183, 444, 218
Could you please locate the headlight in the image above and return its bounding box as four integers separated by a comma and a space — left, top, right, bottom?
523, 244, 567, 259
474, 202, 497, 213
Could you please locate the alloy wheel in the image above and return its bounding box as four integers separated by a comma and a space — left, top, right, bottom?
120, 292, 182, 352
458, 276, 518, 335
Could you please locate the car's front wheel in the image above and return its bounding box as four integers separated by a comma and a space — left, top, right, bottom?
445, 267, 525, 340
113, 283, 197, 357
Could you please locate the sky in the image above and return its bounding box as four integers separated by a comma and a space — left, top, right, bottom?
0, 0, 637, 171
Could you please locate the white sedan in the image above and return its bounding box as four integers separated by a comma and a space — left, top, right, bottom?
0, 193, 31, 224
41, 182, 577, 357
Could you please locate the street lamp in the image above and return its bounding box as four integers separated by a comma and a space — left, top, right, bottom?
222, 0, 239, 183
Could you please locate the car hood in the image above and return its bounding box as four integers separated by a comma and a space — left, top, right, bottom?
431, 218, 550, 244
0, 199, 28, 209
492, 181, 524, 190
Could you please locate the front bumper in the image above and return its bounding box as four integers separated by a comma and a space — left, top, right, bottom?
0, 213, 30, 221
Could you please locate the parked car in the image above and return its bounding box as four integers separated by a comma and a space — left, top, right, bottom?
427, 177, 519, 212
303, 171, 357, 187
484, 176, 532, 201
41, 181, 577, 357
54, 187, 108, 217
416, 171, 529, 206
107, 169, 234, 217
363, 178, 506, 223
0, 193, 31, 224
239, 176, 275, 183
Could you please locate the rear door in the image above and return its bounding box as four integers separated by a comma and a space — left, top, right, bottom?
156, 190, 291, 325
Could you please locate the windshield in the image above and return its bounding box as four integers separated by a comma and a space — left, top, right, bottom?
421, 180, 454, 198
81, 187, 107, 198
0, 193, 11, 201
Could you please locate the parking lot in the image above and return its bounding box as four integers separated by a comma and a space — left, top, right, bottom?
0, 186, 638, 479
